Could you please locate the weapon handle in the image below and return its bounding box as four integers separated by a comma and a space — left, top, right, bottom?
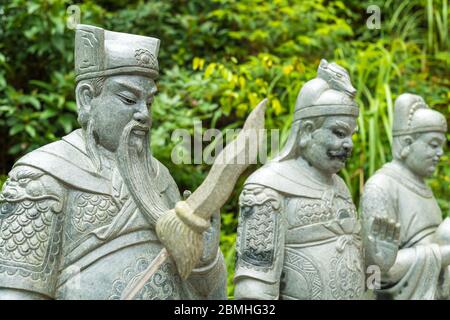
121, 248, 169, 300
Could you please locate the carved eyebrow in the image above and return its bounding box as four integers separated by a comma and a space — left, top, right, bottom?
334, 120, 351, 132
114, 80, 142, 98
429, 137, 444, 144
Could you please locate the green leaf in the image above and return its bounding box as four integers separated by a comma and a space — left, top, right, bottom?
9, 124, 24, 136
28, 96, 41, 110
25, 125, 36, 138
39, 109, 57, 120
58, 114, 74, 134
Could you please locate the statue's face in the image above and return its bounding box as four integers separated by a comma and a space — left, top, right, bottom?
403, 132, 445, 178
90, 74, 156, 152
301, 115, 357, 175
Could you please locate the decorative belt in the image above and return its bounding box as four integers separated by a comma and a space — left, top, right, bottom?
285, 218, 361, 250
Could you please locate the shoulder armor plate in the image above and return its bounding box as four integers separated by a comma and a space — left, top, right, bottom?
0, 166, 65, 296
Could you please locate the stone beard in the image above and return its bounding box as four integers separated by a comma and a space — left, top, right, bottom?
116, 119, 153, 197
114, 119, 167, 227
0, 23, 227, 300
84, 115, 167, 227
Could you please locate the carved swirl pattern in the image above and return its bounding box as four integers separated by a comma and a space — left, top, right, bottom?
328, 243, 364, 300
135, 49, 158, 70
109, 256, 182, 300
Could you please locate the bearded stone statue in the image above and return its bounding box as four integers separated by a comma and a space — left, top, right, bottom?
0, 25, 227, 300
233, 59, 400, 300
360, 93, 449, 299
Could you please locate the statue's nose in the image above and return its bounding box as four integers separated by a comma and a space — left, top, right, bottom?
133, 105, 150, 125
343, 140, 353, 152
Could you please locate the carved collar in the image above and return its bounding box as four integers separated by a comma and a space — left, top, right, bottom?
245, 159, 351, 200
380, 162, 433, 198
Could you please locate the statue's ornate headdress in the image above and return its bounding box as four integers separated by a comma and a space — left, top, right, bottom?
392, 93, 447, 136
275, 59, 359, 161
75, 24, 160, 82
293, 59, 359, 121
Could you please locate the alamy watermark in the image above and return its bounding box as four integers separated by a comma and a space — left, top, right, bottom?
66, 5, 81, 30
170, 122, 281, 165
366, 5, 381, 30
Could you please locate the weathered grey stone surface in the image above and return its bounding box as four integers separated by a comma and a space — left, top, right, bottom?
360, 93, 449, 300
234, 59, 399, 300
0, 24, 227, 300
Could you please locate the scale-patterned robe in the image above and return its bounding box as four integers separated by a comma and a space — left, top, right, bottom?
0, 129, 226, 299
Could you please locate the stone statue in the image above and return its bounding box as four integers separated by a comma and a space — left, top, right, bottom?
234, 59, 399, 300
360, 93, 449, 300
0, 24, 231, 300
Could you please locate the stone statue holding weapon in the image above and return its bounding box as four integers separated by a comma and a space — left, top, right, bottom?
233, 59, 400, 300
0, 24, 267, 300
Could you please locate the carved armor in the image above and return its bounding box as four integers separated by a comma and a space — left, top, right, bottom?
0, 130, 226, 299
235, 159, 365, 300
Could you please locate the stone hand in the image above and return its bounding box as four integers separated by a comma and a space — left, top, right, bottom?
196, 210, 221, 268
368, 216, 401, 272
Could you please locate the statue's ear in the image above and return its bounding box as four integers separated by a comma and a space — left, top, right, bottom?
319, 59, 328, 68
299, 120, 314, 148
400, 135, 414, 158
76, 82, 94, 114
403, 135, 413, 146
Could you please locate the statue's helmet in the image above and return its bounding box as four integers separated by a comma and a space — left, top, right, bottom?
392, 93, 447, 137
74, 24, 160, 83
275, 59, 359, 161
293, 59, 358, 121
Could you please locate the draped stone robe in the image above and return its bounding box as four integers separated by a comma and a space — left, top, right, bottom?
361, 162, 450, 300
0, 129, 226, 300
234, 159, 366, 300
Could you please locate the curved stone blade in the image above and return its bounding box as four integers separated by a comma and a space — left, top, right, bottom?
185, 98, 268, 220
155, 98, 267, 279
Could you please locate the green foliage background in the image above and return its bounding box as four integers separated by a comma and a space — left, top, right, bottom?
0, 0, 449, 298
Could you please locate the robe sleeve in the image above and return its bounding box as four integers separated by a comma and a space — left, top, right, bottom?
377, 244, 442, 300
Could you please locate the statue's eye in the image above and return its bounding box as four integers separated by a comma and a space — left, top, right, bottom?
118, 94, 136, 105
18, 178, 30, 186
335, 73, 342, 78
333, 129, 346, 138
